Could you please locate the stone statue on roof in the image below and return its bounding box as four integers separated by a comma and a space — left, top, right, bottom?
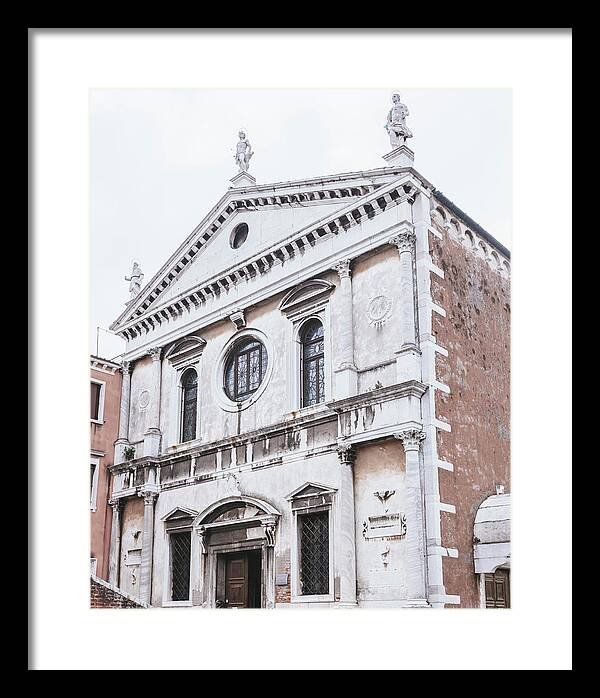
125, 261, 144, 300
385, 93, 413, 147
235, 130, 254, 172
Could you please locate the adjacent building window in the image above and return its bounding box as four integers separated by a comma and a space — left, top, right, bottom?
90, 457, 100, 510
299, 510, 330, 596
301, 319, 325, 407
90, 380, 104, 422
180, 368, 198, 443
224, 338, 268, 401
170, 531, 192, 601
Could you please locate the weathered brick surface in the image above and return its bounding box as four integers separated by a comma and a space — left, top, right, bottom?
429, 232, 510, 608
90, 576, 147, 609
275, 554, 291, 604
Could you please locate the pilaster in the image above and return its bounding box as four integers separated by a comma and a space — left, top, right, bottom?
389, 232, 421, 382
332, 259, 358, 399
394, 428, 428, 605
143, 347, 162, 457
138, 489, 158, 604
108, 498, 123, 587
336, 441, 358, 607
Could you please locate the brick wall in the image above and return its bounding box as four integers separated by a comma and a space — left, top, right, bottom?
90, 575, 148, 609
429, 231, 510, 608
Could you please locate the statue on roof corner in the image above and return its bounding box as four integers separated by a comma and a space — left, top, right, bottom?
385, 93, 413, 147
125, 261, 144, 301
235, 130, 254, 172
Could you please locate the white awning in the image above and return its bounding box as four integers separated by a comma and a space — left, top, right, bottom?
473, 493, 510, 574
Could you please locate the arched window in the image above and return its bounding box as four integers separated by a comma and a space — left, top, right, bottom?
224, 338, 268, 402
180, 368, 198, 443
301, 319, 325, 407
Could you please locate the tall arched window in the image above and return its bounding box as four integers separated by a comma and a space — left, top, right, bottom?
301, 319, 325, 407
180, 368, 198, 443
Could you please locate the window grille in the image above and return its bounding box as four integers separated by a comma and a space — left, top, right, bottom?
299, 511, 329, 595
170, 531, 191, 601
224, 338, 268, 401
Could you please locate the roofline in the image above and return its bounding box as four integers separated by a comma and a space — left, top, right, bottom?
110, 166, 434, 331
433, 189, 511, 260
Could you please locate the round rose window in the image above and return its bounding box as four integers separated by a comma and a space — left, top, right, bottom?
224, 337, 268, 401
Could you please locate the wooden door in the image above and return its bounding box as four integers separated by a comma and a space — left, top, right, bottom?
485, 569, 510, 608
225, 555, 248, 608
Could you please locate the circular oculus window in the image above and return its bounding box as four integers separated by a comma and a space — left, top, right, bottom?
224, 337, 268, 402
231, 222, 249, 249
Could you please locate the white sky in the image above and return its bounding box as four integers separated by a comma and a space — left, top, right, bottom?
90, 88, 511, 359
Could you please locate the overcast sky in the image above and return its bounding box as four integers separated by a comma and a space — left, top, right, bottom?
90, 88, 511, 359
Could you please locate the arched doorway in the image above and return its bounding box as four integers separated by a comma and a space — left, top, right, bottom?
193, 496, 280, 609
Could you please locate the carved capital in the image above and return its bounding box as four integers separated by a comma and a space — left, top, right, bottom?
337, 441, 357, 466
262, 517, 277, 547
108, 498, 122, 513
139, 490, 158, 506
147, 347, 162, 362
389, 231, 416, 254
394, 428, 426, 452
196, 526, 207, 554
120, 360, 132, 375
332, 258, 352, 279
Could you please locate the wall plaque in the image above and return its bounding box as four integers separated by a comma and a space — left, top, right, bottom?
362, 513, 407, 540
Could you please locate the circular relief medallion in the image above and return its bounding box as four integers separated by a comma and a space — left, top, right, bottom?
367, 295, 392, 327
138, 389, 151, 409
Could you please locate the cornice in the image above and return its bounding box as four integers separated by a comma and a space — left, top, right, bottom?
90, 356, 121, 374
326, 380, 428, 413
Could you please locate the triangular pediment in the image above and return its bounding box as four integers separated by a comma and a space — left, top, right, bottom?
161, 506, 198, 521
286, 482, 337, 501
110, 172, 399, 333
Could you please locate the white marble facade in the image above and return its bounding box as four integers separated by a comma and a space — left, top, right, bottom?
107, 150, 509, 609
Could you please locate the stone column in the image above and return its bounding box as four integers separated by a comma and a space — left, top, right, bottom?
395, 428, 428, 605
144, 347, 162, 457
336, 441, 358, 606
108, 498, 122, 586
389, 232, 421, 382
138, 489, 158, 604
262, 517, 277, 609
193, 526, 208, 606
114, 360, 132, 465
332, 259, 358, 398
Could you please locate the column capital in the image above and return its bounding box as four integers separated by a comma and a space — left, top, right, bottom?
147, 346, 162, 362
120, 360, 132, 374
337, 440, 357, 466
389, 231, 416, 254
196, 525, 207, 554
108, 497, 123, 512
332, 258, 352, 279
138, 489, 158, 506
262, 517, 277, 547
394, 428, 426, 452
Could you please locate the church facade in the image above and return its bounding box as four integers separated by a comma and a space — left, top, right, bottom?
105, 102, 510, 609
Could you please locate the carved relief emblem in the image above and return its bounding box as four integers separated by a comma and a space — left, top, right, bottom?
367, 295, 392, 327
139, 390, 150, 409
